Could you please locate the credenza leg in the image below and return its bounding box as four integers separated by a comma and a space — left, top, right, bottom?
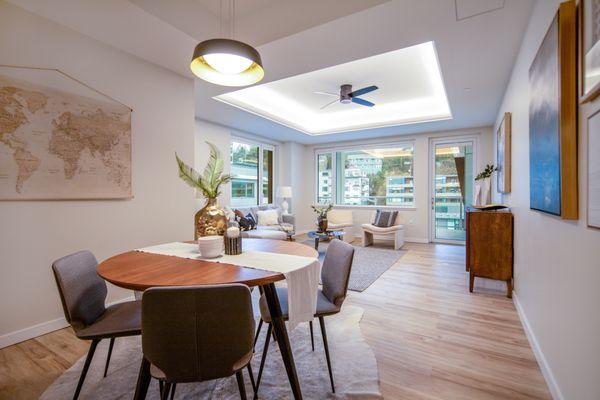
469, 272, 474, 293
506, 279, 513, 298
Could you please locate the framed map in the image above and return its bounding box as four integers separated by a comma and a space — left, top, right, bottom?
0, 66, 132, 200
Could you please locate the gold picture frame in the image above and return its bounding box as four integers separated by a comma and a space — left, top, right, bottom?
496, 112, 511, 193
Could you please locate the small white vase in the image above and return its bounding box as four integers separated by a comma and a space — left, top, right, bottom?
473, 178, 492, 206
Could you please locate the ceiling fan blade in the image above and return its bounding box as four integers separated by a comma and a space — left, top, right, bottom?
320, 99, 339, 109
351, 97, 375, 107
349, 85, 378, 97
314, 91, 339, 97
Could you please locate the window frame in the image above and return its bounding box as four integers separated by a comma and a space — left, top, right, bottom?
230, 136, 276, 207
314, 141, 417, 209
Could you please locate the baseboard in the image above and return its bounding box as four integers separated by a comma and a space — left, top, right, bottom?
0, 295, 136, 349
513, 293, 563, 400
404, 237, 430, 243
352, 234, 429, 244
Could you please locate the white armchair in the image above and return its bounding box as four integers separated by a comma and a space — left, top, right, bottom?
317, 209, 355, 242
361, 211, 404, 250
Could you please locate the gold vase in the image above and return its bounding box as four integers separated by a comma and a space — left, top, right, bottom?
194, 198, 227, 239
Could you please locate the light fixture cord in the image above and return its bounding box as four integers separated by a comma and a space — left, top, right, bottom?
219, 0, 222, 37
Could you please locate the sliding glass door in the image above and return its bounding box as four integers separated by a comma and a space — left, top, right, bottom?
431, 140, 474, 242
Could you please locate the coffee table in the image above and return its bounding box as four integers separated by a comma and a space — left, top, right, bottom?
307, 230, 345, 250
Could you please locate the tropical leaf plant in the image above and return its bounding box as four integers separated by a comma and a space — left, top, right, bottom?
176, 141, 231, 200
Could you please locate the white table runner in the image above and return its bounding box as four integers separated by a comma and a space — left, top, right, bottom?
136, 242, 320, 330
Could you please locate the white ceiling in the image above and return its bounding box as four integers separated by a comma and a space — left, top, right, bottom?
10, 0, 535, 145
129, 0, 390, 46
214, 42, 451, 135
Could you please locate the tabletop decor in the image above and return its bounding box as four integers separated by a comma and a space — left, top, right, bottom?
197, 236, 223, 258
474, 164, 497, 206
176, 141, 231, 238
224, 226, 242, 255
311, 203, 333, 232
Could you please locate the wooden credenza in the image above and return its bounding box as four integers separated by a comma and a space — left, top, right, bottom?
465, 208, 513, 298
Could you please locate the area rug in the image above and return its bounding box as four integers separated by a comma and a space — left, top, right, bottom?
303, 239, 407, 292
40, 305, 382, 400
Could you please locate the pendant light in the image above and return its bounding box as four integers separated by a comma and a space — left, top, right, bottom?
190, 0, 264, 86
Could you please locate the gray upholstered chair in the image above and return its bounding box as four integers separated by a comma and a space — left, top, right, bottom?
141, 284, 256, 400
52, 250, 141, 400
254, 239, 354, 395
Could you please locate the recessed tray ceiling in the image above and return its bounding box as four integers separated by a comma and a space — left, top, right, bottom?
214, 41, 452, 135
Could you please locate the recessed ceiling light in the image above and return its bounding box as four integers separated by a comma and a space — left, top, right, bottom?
214, 41, 451, 135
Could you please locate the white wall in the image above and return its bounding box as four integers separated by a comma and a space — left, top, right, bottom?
493, 1, 600, 398
0, 1, 196, 346
304, 127, 493, 242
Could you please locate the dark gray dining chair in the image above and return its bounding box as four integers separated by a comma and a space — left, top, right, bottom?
52, 250, 141, 400
141, 284, 256, 400
254, 239, 354, 396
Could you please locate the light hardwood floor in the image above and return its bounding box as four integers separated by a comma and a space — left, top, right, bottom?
0, 242, 551, 399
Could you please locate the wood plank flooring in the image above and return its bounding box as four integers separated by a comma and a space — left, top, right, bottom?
0, 242, 551, 399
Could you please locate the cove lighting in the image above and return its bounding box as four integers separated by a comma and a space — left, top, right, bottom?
214, 41, 452, 135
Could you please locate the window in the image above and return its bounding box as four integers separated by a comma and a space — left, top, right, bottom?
317, 153, 332, 203
230, 140, 274, 207
316, 144, 414, 207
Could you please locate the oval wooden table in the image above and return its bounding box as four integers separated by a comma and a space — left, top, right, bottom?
97, 239, 318, 400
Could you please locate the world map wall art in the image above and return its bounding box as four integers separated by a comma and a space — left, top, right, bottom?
0, 66, 132, 200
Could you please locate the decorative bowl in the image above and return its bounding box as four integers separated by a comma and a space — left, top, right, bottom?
197, 236, 223, 258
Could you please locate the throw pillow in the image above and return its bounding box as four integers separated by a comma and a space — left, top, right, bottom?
244, 213, 257, 230
257, 209, 279, 226
233, 210, 255, 231
374, 210, 398, 227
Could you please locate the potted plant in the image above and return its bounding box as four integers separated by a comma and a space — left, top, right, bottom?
311, 203, 333, 232
474, 164, 498, 205
176, 142, 231, 239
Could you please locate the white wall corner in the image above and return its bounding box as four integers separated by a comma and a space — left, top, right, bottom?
513, 293, 564, 400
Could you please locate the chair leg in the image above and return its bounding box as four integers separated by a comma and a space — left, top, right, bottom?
319, 316, 335, 393
236, 370, 247, 400
253, 319, 263, 351
247, 363, 256, 393
103, 337, 115, 377
159, 380, 163, 395
254, 323, 272, 398
170, 383, 176, 400
73, 338, 100, 400
309, 321, 315, 351
161, 382, 172, 400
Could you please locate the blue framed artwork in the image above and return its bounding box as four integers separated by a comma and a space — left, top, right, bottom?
528, 1, 578, 219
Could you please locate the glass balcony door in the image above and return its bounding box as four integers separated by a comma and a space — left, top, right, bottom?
431, 140, 474, 243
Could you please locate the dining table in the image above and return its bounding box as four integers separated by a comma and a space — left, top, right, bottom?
96, 238, 318, 400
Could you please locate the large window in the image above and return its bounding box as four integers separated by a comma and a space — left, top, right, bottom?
231, 140, 274, 207
316, 144, 414, 207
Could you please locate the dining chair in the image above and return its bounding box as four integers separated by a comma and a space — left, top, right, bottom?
141, 284, 256, 400
51, 250, 141, 400
254, 239, 354, 396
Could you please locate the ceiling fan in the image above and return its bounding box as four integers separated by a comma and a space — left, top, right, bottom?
315, 84, 378, 109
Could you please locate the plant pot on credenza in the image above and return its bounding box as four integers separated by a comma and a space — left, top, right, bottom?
317, 217, 328, 233
195, 197, 227, 239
